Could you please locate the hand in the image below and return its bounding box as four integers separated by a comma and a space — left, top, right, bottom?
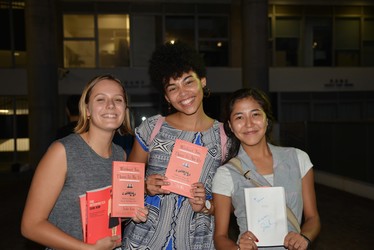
93, 235, 121, 250
238, 231, 258, 250
132, 206, 149, 223
188, 182, 206, 212
145, 174, 171, 196
284, 231, 310, 250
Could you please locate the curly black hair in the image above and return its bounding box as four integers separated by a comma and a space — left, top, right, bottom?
148, 41, 206, 93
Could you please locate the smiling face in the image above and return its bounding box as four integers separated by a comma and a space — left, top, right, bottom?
164, 71, 206, 116
228, 97, 268, 148
86, 79, 126, 133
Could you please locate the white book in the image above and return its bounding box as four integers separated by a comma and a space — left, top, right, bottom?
244, 187, 288, 247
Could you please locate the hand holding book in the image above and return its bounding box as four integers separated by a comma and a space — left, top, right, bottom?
188, 182, 207, 212
145, 174, 171, 196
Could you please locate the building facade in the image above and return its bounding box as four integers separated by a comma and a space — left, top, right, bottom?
1, 0, 374, 198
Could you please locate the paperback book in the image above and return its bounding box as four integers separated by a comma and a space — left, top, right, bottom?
112, 161, 145, 217
162, 139, 208, 198
79, 185, 121, 244
244, 186, 288, 247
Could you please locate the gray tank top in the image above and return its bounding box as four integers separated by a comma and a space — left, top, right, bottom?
47, 133, 125, 244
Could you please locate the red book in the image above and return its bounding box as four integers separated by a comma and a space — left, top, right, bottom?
112, 161, 145, 217
79, 194, 87, 243
79, 185, 121, 244
162, 139, 208, 198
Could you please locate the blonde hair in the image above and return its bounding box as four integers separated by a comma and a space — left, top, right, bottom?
74, 74, 133, 136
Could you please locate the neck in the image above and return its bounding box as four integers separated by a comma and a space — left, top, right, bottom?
168, 111, 213, 131
82, 130, 114, 158
243, 140, 271, 160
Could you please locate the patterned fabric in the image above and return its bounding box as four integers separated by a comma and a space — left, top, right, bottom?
122, 115, 226, 250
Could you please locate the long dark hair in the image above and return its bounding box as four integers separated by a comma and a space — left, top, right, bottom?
222, 88, 275, 164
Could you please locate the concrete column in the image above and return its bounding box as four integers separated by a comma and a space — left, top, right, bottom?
25, 0, 58, 168
241, 0, 269, 91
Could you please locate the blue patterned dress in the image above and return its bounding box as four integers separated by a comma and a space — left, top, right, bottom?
122, 114, 227, 250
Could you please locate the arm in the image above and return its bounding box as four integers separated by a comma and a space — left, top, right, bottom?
21, 142, 120, 250
300, 169, 321, 241
284, 169, 321, 250
213, 193, 259, 250
127, 139, 148, 163
213, 193, 239, 250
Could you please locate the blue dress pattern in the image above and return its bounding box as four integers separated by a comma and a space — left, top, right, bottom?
122, 115, 225, 250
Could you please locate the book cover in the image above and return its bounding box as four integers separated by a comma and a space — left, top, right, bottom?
244, 186, 288, 247
112, 161, 145, 217
162, 139, 208, 198
79, 194, 87, 243
80, 185, 121, 244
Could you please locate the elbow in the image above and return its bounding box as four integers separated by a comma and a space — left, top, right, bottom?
20, 218, 31, 239
20, 216, 36, 240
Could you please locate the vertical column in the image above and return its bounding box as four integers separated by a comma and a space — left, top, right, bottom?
241, 0, 269, 91
25, 0, 58, 168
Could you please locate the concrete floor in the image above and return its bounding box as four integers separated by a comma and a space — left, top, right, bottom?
1, 169, 373, 249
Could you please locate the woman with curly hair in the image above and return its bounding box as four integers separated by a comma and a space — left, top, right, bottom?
122, 41, 228, 250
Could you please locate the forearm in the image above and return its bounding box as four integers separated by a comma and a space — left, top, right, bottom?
300, 214, 321, 242
22, 220, 89, 250
214, 235, 239, 250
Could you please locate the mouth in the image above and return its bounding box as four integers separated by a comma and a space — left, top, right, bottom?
243, 130, 257, 135
179, 97, 195, 106
102, 113, 117, 118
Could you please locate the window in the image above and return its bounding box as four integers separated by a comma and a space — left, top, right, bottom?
165, 16, 195, 48
63, 14, 130, 68
334, 18, 360, 66
362, 19, 374, 66
198, 16, 229, 66
164, 15, 229, 67
275, 18, 301, 66
0, 1, 26, 68
304, 17, 332, 66
98, 15, 130, 67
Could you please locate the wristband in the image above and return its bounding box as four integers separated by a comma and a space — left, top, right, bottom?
300, 233, 311, 249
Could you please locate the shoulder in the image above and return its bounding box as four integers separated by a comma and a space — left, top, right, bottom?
58, 133, 79, 145
215, 165, 231, 178
135, 114, 163, 133
212, 166, 234, 196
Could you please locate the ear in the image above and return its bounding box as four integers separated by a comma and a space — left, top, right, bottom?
85, 104, 91, 117
201, 77, 207, 88
228, 120, 233, 132
164, 94, 170, 104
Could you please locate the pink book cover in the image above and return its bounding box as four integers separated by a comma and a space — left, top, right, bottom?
162, 139, 208, 198
84, 185, 121, 244
112, 161, 145, 217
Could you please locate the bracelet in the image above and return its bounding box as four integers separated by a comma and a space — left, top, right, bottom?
300, 233, 311, 249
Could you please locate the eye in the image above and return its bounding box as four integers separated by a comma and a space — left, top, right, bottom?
166, 86, 176, 92
234, 115, 243, 120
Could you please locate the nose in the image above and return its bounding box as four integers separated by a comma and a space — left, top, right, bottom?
245, 116, 254, 127
178, 86, 188, 97
106, 99, 115, 109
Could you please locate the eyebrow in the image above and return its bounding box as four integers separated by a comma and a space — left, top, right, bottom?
232, 108, 262, 116
165, 74, 194, 88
